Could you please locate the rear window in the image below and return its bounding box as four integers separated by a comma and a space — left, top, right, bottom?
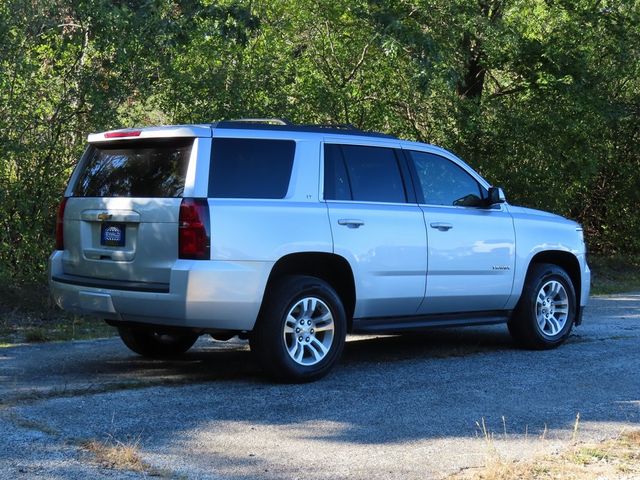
209, 138, 295, 199
72, 139, 193, 197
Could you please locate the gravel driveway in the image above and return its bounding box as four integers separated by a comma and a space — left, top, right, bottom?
1, 294, 639, 479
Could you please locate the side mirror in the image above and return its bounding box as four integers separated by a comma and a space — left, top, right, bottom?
487, 187, 506, 206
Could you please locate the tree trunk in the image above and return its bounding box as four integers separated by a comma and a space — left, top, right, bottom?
457, 32, 486, 100
456, 1, 503, 101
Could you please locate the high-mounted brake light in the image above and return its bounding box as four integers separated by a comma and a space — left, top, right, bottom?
55, 197, 68, 250
179, 198, 210, 260
104, 130, 142, 138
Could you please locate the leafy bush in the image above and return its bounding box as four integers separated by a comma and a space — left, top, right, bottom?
1, 0, 639, 286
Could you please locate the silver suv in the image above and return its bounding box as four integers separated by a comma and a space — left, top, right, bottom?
50, 119, 590, 382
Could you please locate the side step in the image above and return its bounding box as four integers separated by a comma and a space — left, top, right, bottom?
352, 310, 511, 333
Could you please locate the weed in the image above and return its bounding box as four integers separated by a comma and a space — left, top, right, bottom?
81, 437, 147, 472
451, 425, 640, 480
80, 435, 174, 477
571, 412, 580, 443
571, 446, 609, 465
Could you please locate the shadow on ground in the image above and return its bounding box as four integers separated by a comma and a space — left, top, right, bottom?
4, 325, 518, 394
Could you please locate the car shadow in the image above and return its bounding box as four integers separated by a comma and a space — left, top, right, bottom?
64, 325, 516, 386
13, 324, 640, 447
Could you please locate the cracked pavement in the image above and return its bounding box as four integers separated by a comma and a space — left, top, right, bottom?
1, 294, 639, 479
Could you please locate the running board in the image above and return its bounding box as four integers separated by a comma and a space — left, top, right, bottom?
352, 310, 511, 333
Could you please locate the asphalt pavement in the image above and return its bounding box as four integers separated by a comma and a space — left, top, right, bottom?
1, 294, 639, 479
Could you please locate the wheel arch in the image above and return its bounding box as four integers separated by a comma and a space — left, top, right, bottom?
261, 252, 356, 331
526, 250, 582, 321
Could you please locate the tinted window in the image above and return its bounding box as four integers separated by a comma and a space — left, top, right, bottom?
73, 139, 192, 197
323, 144, 351, 201
408, 151, 483, 206
209, 138, 295, 199
325, 144, 406, 203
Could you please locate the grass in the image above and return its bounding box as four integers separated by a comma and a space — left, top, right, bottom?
0, 311, 114, 346
81, 438, 148, 472
0, 282, 114, 346
452, 419, 640, 480
80, 436, 175, 477
589, 255, 640, 295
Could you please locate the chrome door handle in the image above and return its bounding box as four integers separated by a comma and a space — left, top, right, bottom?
338, 219, 365, 228
430, 222, 453, 231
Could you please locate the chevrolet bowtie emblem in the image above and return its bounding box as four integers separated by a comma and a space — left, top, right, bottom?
97, 212, 112, 221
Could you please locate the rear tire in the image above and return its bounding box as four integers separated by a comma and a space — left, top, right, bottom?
250, 275, 347, 383
508, 263, 576, 349
117, 327, 199, 358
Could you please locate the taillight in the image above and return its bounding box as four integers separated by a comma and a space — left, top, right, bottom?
104, 130, 141, 138
179, 198, 210, 260
55, 197, 68, 250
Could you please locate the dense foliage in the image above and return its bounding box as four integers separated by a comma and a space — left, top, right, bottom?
1, 0, 639, 284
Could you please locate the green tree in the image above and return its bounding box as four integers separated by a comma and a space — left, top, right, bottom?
1, 0, 639, 286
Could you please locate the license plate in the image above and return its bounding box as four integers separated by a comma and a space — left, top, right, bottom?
100, 223, 126, 247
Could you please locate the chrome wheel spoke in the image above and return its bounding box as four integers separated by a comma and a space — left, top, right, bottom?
310, 336, 328, 355
307, 341, 322, 361
303, 298, 317, 318
314, 324, 333, 332
284, 314, 297, 334
283, 296, 334, 366
287, 337, 299, 355
294, 342, 305, 363
537, 316, 546, 330
314, 319, 333, 331
314, 310, 333, 331
535, 279, 570, 338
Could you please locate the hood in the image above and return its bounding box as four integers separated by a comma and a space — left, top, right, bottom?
507, 205, 579, 227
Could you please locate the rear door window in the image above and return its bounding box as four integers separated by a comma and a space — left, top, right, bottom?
324, 144, 407, 203
209, 138, 295, 199
73, 139, 192, 198
323, 144, 351, 201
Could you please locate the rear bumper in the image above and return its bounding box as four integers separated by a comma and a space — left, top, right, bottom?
49, 251, 272, 331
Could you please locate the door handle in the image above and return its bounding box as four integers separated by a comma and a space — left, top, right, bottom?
430, 222, 453, 231
338, 219, 365, 229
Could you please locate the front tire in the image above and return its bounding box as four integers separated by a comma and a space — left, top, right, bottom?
250, 275, 347, 383
118, 327, 199, 358
508, 263, 576, 349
